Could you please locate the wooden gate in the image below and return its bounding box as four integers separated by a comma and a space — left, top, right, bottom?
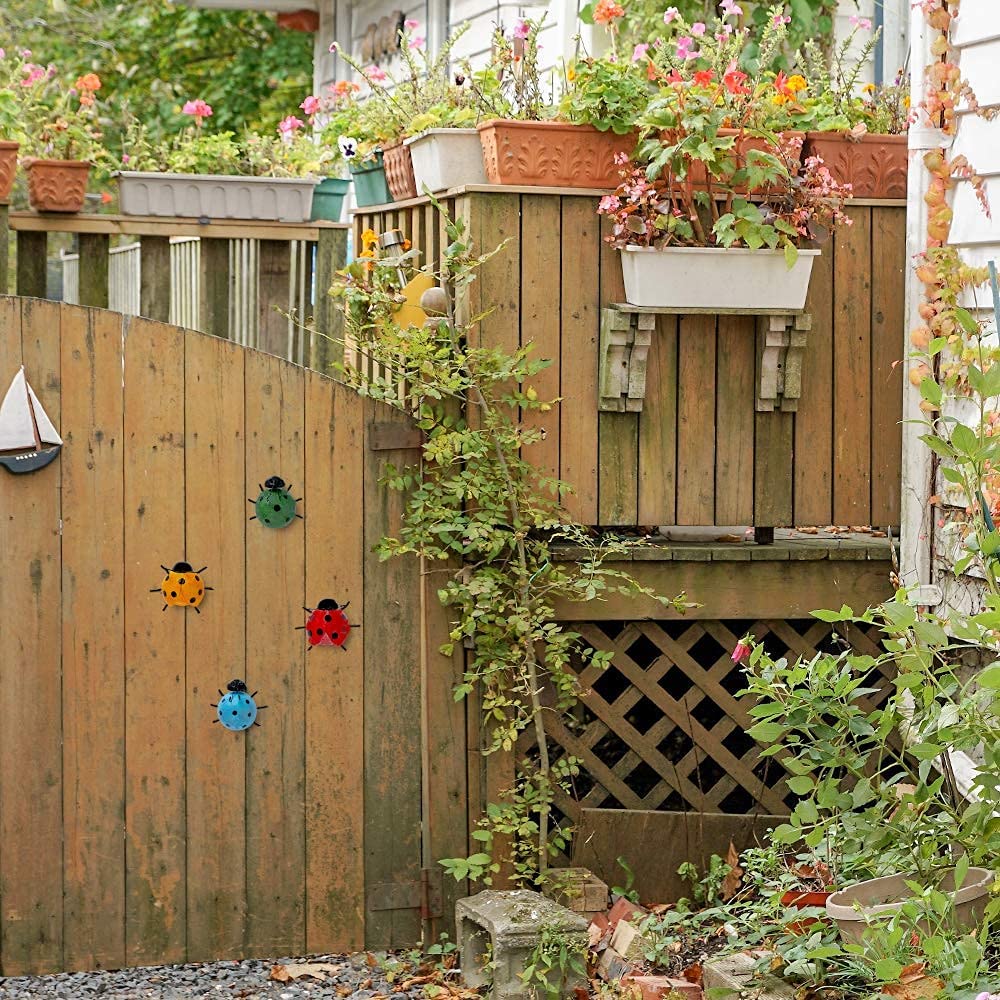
0, 296, 424, 975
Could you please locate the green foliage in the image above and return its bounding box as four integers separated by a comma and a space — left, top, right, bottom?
1, 0, 312, 138
558, 58, 650, 134
518, 923, 588, 1000
334, 200, 688, 884
610, 855, 640, 902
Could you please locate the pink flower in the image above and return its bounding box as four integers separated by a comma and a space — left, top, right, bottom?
121, 154, 130, 164
404, 18, 420, 29
675, 36, 699, 60
328, 41, 339, 53
278, 114, 304, 135
716, 25, 734, 41
720, 0, 743, 15
408, 34, 425, 50
513, 19, 530, 39
20, 49, 31, 58
772, 12, 791, 25
731, 640, 752, 665
0, 49, 6, 59
182, 98, 213, 121
690, 21, 706, 36
631, 43, 650, 62
300, 95, 321, 116
849, 14, 873, 30
365, 64, 388, 84
663, 6, 679, 23
598, 194, 621, 212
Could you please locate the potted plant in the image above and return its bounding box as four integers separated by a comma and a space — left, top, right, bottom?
0, 49, 32, 201
117, 102, 325, 222
300, 88, 352, 221
20, 68, 105, 213
793, 17, 911, 198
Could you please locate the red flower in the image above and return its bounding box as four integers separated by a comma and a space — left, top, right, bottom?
731, 639, 752, 665
593, 0, 625, 25
693, 69, 715, 87
723, 59, 749, 96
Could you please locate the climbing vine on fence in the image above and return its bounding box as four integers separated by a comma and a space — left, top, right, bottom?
333, 203, 688, 886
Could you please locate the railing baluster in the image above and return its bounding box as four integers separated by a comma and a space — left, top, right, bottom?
78, 233, 110, 308
312, 227, 347, 374
0, 204, 9, 294
140, 236, 171, 323
199, 237, 230, 339
16, 231, 47, 298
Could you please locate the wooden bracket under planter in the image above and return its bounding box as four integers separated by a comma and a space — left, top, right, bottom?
598, 304, 811, 413
756, 311, 811, 413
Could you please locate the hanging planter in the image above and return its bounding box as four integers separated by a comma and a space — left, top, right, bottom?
802, 132, 908, 199
350, 152, 393, 208
382, 140, 418, 201
0, 141, 18, 201
25, 158, 91, 213
311, 176, 351, 221
619, 246, 820, 310
116, 171, 315, 222
478, 120, 637, 189
405, 128, 487, 193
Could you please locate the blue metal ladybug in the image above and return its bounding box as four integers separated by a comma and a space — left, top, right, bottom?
211, 679, 266, 731
248, 475, 302, 529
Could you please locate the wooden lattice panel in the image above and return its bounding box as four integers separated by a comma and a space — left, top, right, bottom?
526, 618, 890, 828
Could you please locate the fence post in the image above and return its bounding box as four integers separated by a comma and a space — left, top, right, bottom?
0, 205, 8, 294
311, 227, 347, 374
139, 236, 171, 322
16, 231, 47, 298
199, 237, 231, 338
257, 240, 291, 359
78, 233, 110, 308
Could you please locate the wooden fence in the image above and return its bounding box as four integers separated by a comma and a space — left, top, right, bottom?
356, 191, 906, 530
0, 297, 427, 975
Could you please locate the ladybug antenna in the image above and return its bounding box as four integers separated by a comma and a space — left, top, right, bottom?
341, 600, 350, 611
162, 605, 168, 612
196, 566, 208, 574
172, 561, 193, 572
160, 565, 170, 573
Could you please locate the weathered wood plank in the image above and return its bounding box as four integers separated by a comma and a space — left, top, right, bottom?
60, 306, 126, 971
754, 408, 794, 527
304, 375, 366, 953
245, 350, 307, 956
123, 317, 187, 966
714, 316, 755, 525
520, 195, 562, 489
139, 236, 172, 322
0, 204, 9, 293
312, 228, 348, 373
0, 297, 63, 974
676, 315, 717, 524
638, 316, 678, 526
78, 233, 110, 309
184, 332, 247, 961
363, 398, 423, 948
258, 240, 292, 359
198, 237, 231, 339
16, 230, 47, 298
870, 206, 905, 527
833, 206, 872, 524
794, 241, 834, 525
559, 198, 600, 523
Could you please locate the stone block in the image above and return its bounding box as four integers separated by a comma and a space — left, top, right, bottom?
609, 919, 650, 963
597, 945, 633, 982
608, 897, 648, 931
703, 952, 794, 998
456, 889, 589, 1000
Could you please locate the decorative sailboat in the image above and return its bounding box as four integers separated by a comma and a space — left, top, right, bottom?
0, 366, 62, 474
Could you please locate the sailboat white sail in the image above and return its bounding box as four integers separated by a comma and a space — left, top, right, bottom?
0, 366, 62, 474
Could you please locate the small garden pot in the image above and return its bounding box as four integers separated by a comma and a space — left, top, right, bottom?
802, 132, 908, 199
619, 246, 820, 311
478, 119, 638, 189
781, 889, 832, 935
25, 158, 91, 213
117, 171, 315, 222
382, 140, 418, 201
404, 128, 487, 193
826, 868, 994, 944
0, 141, 19, 201
350, 152, 392, 208
311, 176, 351, 221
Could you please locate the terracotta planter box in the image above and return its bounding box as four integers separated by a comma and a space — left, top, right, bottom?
117, 171, 315, 222
25, 158, 91, 213
478, 120, 638, 189
802, 131, 908, 199
382, 141, 418, 201
0, 141, 18, 201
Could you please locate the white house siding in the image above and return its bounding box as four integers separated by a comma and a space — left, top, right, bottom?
900, 0, 1000, 615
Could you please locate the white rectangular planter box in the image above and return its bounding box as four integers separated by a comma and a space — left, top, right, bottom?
404, 129, 487, 194
117, 171, 315, 222
620, 246, 820, 311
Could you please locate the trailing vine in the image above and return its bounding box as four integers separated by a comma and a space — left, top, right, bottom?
334, 204, 688, 885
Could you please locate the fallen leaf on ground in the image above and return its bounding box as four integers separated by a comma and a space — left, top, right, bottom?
796, 526, 819, 534
720, 840, 743, 901
681, 962, 702, 984
882, 974, 944, 999
270, 962, 341, 982
716, 534, 743, 543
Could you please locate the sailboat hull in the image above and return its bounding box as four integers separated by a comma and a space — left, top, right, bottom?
0, 444, 62, 474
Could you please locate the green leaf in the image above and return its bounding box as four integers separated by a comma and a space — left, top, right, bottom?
785, 775, 814, 795
747, 721, 785, 743
954, 306, 981, 335
874, 958, 904, 982
919, 378, 943, 406
784, 242, 798, 270
976, 664, 1000, 688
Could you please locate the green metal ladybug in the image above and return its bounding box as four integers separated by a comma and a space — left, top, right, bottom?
249, 475, 302, 529
211, 679, 267, 731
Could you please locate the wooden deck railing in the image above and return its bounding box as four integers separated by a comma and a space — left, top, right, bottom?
356, 187, 907, 531
0, 208, 348, 370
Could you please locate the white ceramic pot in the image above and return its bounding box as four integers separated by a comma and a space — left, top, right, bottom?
117, 171, 316, 222
619, 246, 820, 311
404, 129, 487, 194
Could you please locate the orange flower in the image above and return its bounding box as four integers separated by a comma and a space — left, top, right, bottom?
593, 0, 625, 26
100, 191, 112, 204
693, 69, 715, 87
75, 73, 101, 93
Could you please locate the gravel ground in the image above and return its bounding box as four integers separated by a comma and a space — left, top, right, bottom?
0, 952, 455, 1000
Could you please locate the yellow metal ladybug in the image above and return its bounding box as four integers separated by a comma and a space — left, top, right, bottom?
150, 561, 212, 613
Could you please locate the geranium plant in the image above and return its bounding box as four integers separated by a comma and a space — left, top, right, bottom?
20, 65, 106, 163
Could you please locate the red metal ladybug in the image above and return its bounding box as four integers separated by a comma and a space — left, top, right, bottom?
297, 598, 360, 651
